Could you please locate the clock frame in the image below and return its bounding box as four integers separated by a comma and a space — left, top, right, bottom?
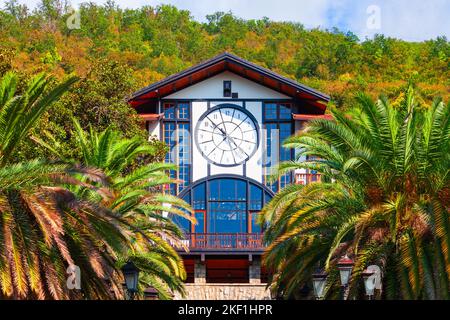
194, 104, 260, 167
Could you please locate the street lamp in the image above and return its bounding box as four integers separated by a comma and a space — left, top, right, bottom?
362, 269, 376, 300
337, 255, 354, 300
337, 255, 354, 287
312, 271, 328, 300
121, 261, 140, 300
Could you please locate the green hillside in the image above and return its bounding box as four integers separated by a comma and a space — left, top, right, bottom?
0, 1, 448, 159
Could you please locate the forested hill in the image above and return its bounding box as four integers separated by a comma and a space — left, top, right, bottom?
1, 1, 449, 108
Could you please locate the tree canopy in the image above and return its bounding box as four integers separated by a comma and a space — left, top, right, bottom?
1, 0, 448, 109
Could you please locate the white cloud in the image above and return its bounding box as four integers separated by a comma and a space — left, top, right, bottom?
3, 0, 449, 41
327, 0, 450, 41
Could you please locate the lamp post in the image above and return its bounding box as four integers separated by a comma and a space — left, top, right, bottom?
121, 261, 140, 300
312, 271, 328, 300
337, 255, 354, 300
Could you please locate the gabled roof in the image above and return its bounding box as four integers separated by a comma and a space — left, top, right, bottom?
128, 53, 330, 112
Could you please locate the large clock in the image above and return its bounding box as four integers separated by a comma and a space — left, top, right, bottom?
195, 105, 259, 166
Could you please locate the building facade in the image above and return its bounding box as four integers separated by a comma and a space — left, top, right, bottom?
128, 53, 330, 299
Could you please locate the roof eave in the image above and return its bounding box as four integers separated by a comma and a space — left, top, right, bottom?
127, 52, 330, 103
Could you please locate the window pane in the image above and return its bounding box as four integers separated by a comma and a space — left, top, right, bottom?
268, 182, 278, 193
236, 180, 246, 201
279, 104, 291, 119
178, 164, 190, 192
264, 103, 277, 120
178, 103, 189, 119
173, 193, 190, 233
164, 104, 175, 119
195, 212, 205, 233
163, 120, 191, 195
264, 123, 278, 168
178, 123, 190, 165
219, 179, 235, 200
249, 184, 262, 210
164, 123, 175, 163
173, 215, 190, 233
279, 123, 292, 161
209, 180, 219, 201
193, 182, 206, 210
264, 191, 273, 204
208, 202, 246, 233
280, 173, 292, 189
168, 169, 177, 195
251, 212, 261, 233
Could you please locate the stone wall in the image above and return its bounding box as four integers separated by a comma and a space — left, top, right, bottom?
173, 283, 272, 300
174, 257, 271, 300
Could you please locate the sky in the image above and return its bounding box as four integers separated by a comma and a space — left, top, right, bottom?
3, 0, 450, 41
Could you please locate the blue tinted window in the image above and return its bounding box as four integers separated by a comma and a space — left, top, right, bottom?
178, 165, 190, 192
173, 215, 190, 233
209, 179, 246, 201
280, 173, 292, 189
279, 123, 292, 161
265, 123, 278, 167
164, 104, 175, 119
178, 123, 190, 165
268, 182, 278, 193
263, 104, 293, 190
178, 103, 189, 119
171, 178, 273, 236
209, 180, 219, 201
172, 193, 191, 233
250, 184, 263, 210
168, 169, 177, 195
279, 104, 291, 119
164, 123, 175, 163
208, 202, 246, 233
193, 183, 206, 210
219, 179, 234, 201
265, 103, 277, 120
163, 119, 190, 194
195, 212, 205, 233
251, 212, 261, 233
235, 180, 246, 201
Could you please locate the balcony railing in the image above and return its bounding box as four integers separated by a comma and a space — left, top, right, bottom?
181, 233, 265, 251
295, 173, 322, 185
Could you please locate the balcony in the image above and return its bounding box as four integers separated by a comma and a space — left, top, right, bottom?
295, 173, 322, 185
179, 233, 265, 252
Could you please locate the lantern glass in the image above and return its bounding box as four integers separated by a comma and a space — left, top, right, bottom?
312, 274, 327, 299
363, 272, 376, 297
338, 266, 352, 287
122, 262, 139, 292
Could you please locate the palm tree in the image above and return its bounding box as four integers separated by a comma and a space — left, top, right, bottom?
261, 86, 450, 299
37, 119, 193, 299
0, 72, 135, 299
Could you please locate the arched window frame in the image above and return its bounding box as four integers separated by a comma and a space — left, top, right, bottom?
176, 175, 275, 234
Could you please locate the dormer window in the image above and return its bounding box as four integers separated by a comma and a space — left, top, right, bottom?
223, 80, 232, 97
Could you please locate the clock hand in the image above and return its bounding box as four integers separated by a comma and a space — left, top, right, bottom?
217, 126, 227, 136
227, 135, 250, 158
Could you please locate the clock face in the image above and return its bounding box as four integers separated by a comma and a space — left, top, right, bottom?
195, 105, 259, 166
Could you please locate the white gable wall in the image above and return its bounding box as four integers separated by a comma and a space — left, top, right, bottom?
159, 70, 293, 186
165, 71, 290, 100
